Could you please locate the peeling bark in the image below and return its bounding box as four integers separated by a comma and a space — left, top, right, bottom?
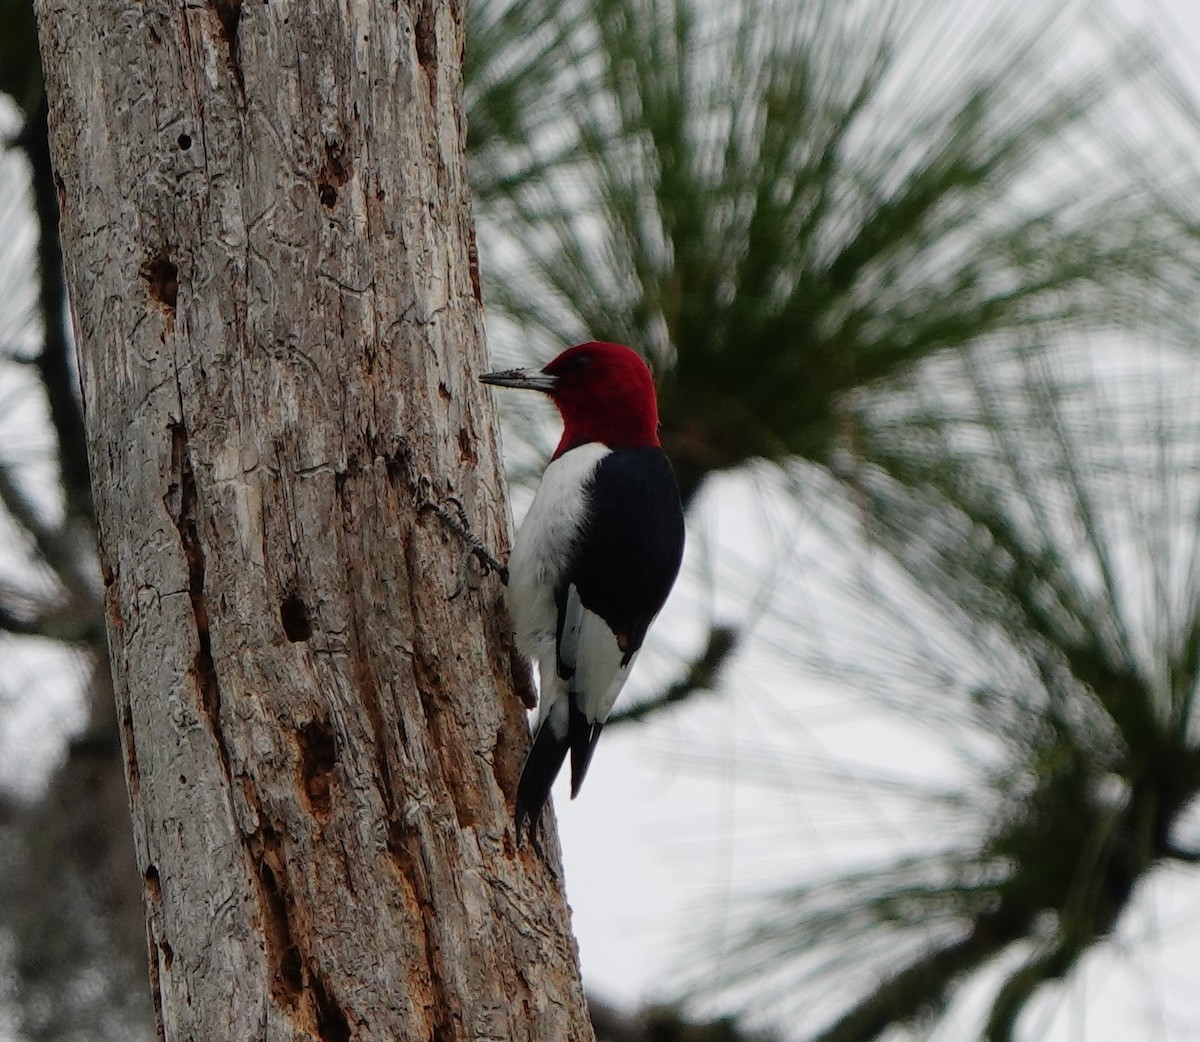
34, 0, 593, 1038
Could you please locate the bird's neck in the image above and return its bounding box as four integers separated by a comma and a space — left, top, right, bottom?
553, 410, 660, 460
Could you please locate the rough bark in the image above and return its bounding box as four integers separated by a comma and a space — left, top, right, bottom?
34, 1, 593, 1039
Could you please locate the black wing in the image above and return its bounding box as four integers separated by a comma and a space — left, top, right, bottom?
560, 446, 685, 662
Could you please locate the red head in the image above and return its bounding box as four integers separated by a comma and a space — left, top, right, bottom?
481, 341, 661, 458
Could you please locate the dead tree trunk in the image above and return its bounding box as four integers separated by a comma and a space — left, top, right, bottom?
34, 1, 594, 1038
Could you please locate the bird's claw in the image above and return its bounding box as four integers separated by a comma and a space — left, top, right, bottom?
421, 495, 509, 596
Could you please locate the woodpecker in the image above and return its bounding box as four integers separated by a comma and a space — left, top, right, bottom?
481, 342, 685, 839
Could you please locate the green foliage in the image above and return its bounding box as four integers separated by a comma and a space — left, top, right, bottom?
474, 0, 1200, 503
464, 0, 594, 202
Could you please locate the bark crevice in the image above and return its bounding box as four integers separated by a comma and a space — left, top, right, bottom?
387, 829, 457, 1042
318, 139, 351, 209
147, 934, 166, 1041
208, 0, 245, 96
311, 972, 353, 1042
168, 422, 234, 788
248, 822, 306, 1008
297, 716, 338, 823
122, 700, 141, 798
141, 252, 178, 316
280, 592, 313, 643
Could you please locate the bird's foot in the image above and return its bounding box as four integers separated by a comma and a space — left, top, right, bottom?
421, 495, 509, 594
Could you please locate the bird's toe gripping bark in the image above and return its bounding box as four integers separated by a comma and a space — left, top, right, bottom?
421, 495, 509, 592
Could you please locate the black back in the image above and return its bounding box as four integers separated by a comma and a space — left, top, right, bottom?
559, 446, 685, 663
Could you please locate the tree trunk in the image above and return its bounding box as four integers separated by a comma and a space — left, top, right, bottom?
33, 1, 593, 1039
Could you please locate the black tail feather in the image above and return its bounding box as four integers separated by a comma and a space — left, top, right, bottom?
515, 717, 570, 842
568, 699, 603, 798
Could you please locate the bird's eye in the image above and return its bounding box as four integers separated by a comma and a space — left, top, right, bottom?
569, 354, 591, 371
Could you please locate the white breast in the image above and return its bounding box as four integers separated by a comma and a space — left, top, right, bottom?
505, 442, 611, 668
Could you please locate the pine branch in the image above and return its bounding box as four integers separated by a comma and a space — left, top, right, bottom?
24, 95, 95, 529
984, 941, 1080, 1042
607, 625, 737, 727
0, 461, 96, 601
808, 930, 1002, 1042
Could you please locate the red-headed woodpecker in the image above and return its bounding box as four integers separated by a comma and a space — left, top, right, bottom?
481, 342, 685, 838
